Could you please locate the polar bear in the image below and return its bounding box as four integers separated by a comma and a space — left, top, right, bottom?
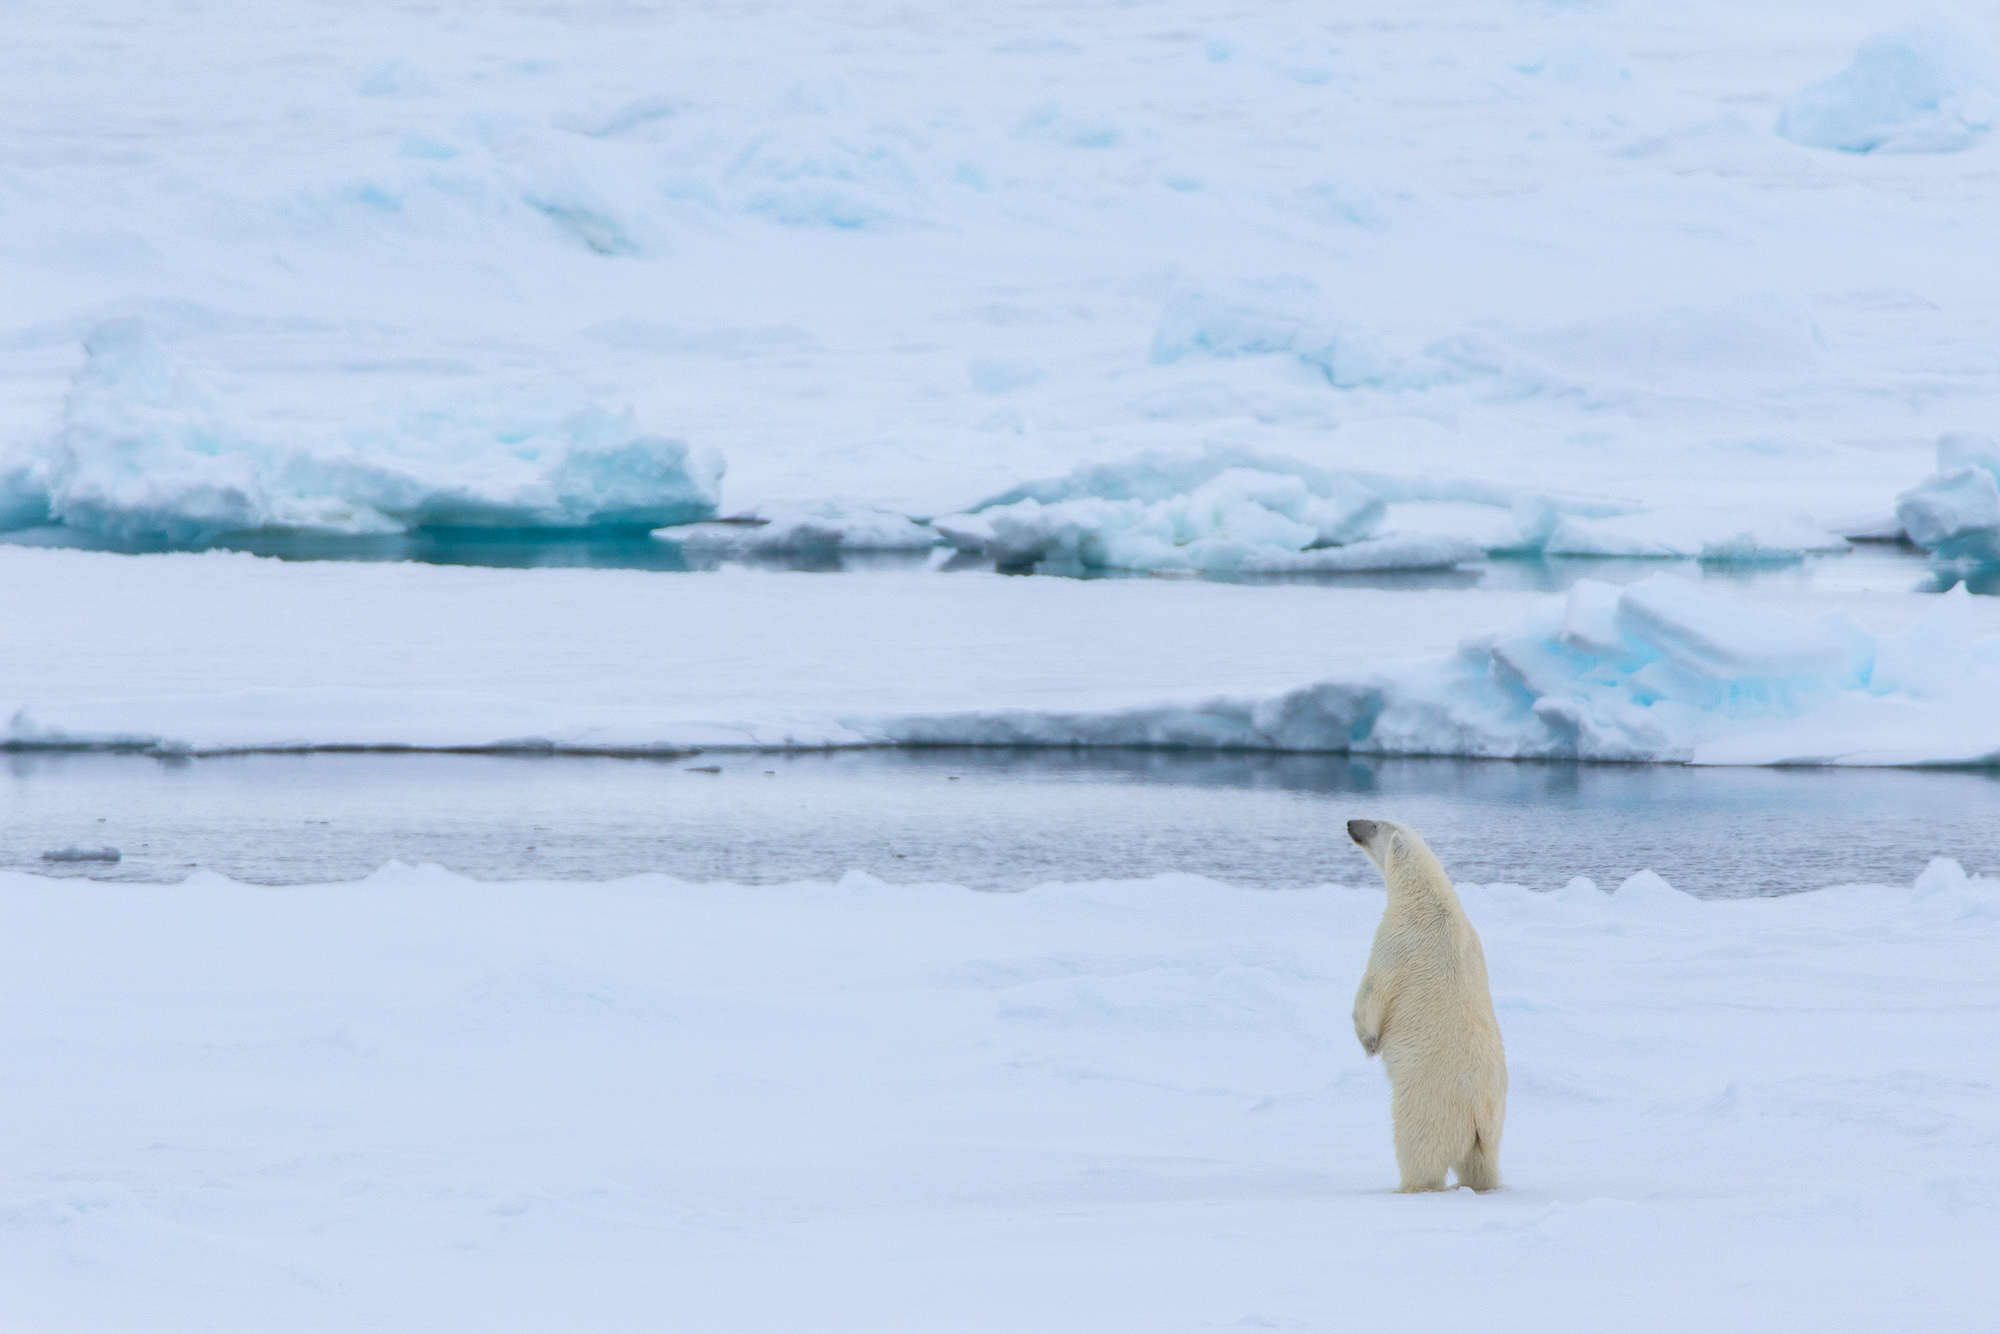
1347, 818, 1507, 1192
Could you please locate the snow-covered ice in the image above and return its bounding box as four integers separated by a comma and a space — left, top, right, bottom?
9, 546, 2000, 765
5, 0, 2000, 546
655, 501, 938, 554
4, 321, 722, 544
1897, 433, 2000, 578
943, 468, 1476, 574
2, 859, 1994, 1331
933, 448, 1851, 573
891, 574, 2000, 765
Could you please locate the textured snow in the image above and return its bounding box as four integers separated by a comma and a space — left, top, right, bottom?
1777, 23, 1998, 154
3, 859, 1995, 1331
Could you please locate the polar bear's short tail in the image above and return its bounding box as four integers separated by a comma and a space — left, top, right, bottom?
1456, 1118, 1503, 1192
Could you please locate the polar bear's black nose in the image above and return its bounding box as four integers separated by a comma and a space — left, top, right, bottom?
1347, 819, 1378, 846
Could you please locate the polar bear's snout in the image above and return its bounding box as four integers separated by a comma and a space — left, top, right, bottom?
1347, 819, 1379, 847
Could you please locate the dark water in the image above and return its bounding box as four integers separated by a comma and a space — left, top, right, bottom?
5, 524, 1983, 593
5, 749, 1994, 897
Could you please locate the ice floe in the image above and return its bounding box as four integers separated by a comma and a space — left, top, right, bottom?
654, 501, 939, 553
0, 321, 722, 544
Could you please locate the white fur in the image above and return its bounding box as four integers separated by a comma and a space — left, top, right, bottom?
1348, 819, 1507, 1192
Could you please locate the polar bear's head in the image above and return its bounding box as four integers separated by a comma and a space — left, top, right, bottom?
1347, 818, 1415, 872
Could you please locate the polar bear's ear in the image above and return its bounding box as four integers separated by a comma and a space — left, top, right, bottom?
1386, 828, 1409, 858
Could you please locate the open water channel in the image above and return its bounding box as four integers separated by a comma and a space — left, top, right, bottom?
6, 749, 1995, 898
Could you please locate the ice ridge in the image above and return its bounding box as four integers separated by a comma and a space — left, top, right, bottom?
0, 321, 722, 544
1895, 434, 2000, 582
933, 448, 1841, 575
880, 574, 2000, 766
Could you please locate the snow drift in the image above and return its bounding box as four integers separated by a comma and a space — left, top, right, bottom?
1777, 23, 1999, 154
0, 322, 722, 544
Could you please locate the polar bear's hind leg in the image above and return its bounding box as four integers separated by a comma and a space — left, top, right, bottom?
1392, 1096, 1467, 1193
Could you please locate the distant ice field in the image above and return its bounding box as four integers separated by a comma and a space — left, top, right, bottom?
8, 749, 1998, 897
4, 0, 2000, 570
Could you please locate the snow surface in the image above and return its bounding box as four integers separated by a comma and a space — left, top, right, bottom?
5, 0, 2000, 547
2, 859, 1994, 1331
10, 546, 2000, 765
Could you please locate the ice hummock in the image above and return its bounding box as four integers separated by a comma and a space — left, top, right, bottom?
1895, 433, 2000, 580
0, 321, 723, 545
1777, 23, 1999, 155
931, 448, 1845, 574
653, 501, 939, 553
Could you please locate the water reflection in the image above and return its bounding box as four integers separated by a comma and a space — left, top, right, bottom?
5, 749, 1995, 898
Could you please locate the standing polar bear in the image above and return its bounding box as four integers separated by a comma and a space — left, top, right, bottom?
1347, 818, 1507, 1192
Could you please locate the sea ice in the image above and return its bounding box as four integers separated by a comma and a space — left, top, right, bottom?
0, 0, 1987, 546
954, 470, 1428, 573
933, 447, 1846, 572
884, 575, 2000, 766
1541, 510, 1850, 561
654, 500, 939, 553
7, 548, 2000, 766
1895, 433, 2000, 577
1777, 23, 1998, 154
0, 321, 723, 544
